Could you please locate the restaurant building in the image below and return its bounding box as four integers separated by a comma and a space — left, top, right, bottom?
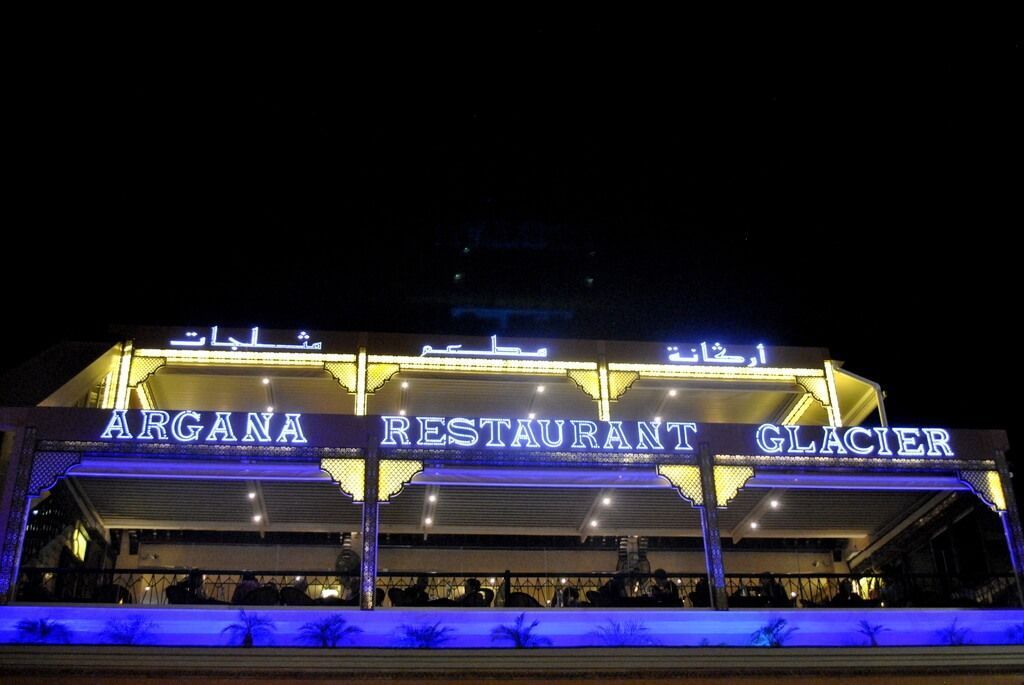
1, 325, 1022, 677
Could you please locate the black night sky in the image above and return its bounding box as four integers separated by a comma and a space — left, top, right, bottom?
6, 31, 1021, 457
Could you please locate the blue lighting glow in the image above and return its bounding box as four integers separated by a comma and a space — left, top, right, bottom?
0, 605, 1021, 648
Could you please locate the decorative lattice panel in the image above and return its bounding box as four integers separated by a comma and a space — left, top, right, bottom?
959, 470, 1006, 511
657, 464, 703, 506
566, 370, 601, 400
366, 363, 401, 393
379, 460, 423, 501
796, 377, 830, 407
321, 458, 365, 502
28, 452, 81, 497
128, 356, 166, 388
607, 370, 640, 400
324, 362, 359, 393
713, 466, 754, 506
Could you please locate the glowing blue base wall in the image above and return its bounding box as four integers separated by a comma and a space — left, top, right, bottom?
2, 606, 1023, 648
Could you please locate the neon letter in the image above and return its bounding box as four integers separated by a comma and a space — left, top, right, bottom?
665, 422, 697, 451
100, 410, 133, 440
784, 425, 817, 453
636, 421, 663, 450
842, 427, 875, 455
206, 412, 238, 442
922, 428, 954, 457
416, 417, 447, 447
894, 428, 925, 456
381, 416, 411, 446
242, 412, 273, 443
756, 424, 784, 454
603, 421, 632, 450
873, 427, 893, 456
277, 413, 307, 444
447, 417, 479, 447
137, 410, 170, 440
511, 419, 540, 448
570, 420, 599, 448
479, 418, 512, 447
170, 411, 203, 442
819, 427, 848, 455
537, 419, 565, 448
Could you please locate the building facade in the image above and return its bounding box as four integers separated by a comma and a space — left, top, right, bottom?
0, 326, 1021, 655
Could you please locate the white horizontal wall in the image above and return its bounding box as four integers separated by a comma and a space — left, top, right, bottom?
118, 540, 839, 575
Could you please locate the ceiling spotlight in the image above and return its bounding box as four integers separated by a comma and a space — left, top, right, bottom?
536, 385, 545, 393
770, 500, 779, 509
749, 521, 759, 529
528, 412, 536, 419
266, 406, 274, 412
560, 578, 567, 584
253, 514, 262, 523
424, 517, 433, 526
489, 577, 496, 584
589, 519, 598, 527
668, 389, 677, 397
428, 494, 437, 503
602, 497, 612, 506
261, 378, 270, 385
399, 409, 407, 416
653, 416, 662, 424
248, 492, 256, 500
401, 381, 409, 389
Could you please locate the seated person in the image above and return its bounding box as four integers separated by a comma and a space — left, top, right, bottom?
759, 572, 791, 607
458, 577, 489, 607
169, 570, 207, 603
588, 573, 628, 606
231, 572, 260, 604
341, 576, 360, 605
648, 568, 680, 605
830, 578, 864, 607
689, 576, 712, 607
17, 568, 54, 602
403, 574, 430, 606
556, 585, 581, 607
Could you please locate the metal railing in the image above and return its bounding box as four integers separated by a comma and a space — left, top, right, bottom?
14, 567, 1021, 608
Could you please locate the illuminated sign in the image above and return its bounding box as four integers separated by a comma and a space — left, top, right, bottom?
99, 410, 308, 444
380, 415, 696, 451
667, 342, 767, 367
754, 424, 954, 458
170, 326, 322, 351
93, 411, 955, 459
380, 417, 956, 458
420, 335, 548, 359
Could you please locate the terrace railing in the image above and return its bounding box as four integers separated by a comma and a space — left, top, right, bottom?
13, 568, 1021, 608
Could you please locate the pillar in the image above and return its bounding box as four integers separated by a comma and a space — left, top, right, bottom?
0, 427, 36, 604
995, 451, 1024, 606
360, 446, 380, 610
697, 443, 728, 610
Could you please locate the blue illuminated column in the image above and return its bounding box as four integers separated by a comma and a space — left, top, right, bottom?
697, 444, 728, 610
0, 427, 35, 604
360, 447, 380, 610
995, 451, 1024, 606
